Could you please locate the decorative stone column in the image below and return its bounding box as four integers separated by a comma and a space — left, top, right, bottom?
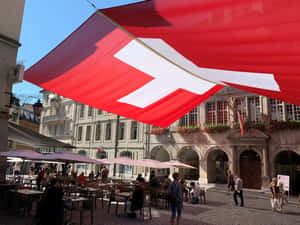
231, 146, 238, 176
261, 147, 270, 190
199, 159, 208, 184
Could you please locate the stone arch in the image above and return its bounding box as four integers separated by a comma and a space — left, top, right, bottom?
206, 149, 230, 183
239, 149, 262, 189
150, 146, 170, 177
151, 145, 171, 161
177, 146, 199, 180
274, 150, 300, 195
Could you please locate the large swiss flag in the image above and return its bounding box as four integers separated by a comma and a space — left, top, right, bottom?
25, 0, 300, 127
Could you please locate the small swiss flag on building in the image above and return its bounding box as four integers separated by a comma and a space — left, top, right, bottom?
237, 111, 244, 136
97, 148, 102, 154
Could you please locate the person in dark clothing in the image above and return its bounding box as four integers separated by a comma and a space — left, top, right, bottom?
127, 180, 145, 217
233, 176, 244, 207
36, 168, 45, 191
227, 170, 235, 192
36, 178, 64, 225
136, 174, 145, 183
169, 172, 182, 225
150, 170, 155, 181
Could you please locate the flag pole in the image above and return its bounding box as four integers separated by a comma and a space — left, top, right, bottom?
113, 115, 120, 177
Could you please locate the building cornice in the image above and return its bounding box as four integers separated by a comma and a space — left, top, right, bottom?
0, 33, 21, 48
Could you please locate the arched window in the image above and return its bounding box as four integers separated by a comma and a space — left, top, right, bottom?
119, 151, 133, 175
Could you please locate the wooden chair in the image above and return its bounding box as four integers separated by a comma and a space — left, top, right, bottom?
139, 193, 152, 221
107, 190, 127, 216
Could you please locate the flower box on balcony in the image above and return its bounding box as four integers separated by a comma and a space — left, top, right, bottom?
176, 126, 200, 134
150, 128, 169, 135
244, 121, 265, 131
270, 120, 300, 131
203, 124, 230, 133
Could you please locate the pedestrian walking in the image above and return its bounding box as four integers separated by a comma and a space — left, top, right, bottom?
270, 177, 281, 212
168, 172, 182, 225
233, 175, 244, 207
227, 170, 235, 192
278, 182, 288, 210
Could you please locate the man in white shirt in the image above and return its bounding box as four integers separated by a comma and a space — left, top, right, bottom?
190, 182, 201, 204
233, 176, 244, 207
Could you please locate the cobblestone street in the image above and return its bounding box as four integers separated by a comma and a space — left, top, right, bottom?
1, 191, 299, 225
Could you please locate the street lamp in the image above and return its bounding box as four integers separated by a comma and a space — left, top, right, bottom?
33, 99, 43, 121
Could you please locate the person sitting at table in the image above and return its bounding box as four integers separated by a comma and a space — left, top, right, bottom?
136, 174, 145, 183
127, 179, 145, 218
101, 166, 109, 183
162, 175, 172, 191
70, 171, 78, 185
190, 182, 201, 204
180, 178, 188, 202
79, 172, 86, 187
36, 178, 64, 225
89, 171, 95, 181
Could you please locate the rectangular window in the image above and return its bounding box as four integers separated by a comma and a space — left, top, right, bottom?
248, 96, 261, 122
77, 126, 83, 141
79, 104, 84, 118
88, 106, 93, 117
97, 109, 102, 115
86, 126, 91, 141
235, 97, 247, 122
179, 107, 199, 126
95, 124, 101, 141
105, 122, 111, 140
286, 104, 300, 120
130, 121, 138, 140
119, 122, 125, 140
206, 102, 216, 124
270, 99, 284, 121
217, 101, 228, 124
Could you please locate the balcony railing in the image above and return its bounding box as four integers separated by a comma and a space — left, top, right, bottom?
42, 114, 70, 123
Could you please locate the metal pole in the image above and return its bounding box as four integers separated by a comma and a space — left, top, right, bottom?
145, 124, 150, 176
113, 115, 120, 177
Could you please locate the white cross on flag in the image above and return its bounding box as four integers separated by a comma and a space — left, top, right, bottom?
25, 0, 300, 127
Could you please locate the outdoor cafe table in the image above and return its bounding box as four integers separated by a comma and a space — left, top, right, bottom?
64, 196, 89, 225
9, 189, 43, 215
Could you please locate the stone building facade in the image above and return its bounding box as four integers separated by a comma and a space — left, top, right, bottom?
40, 87, 300, 194
149, 87, 300, 194
39, 91, 146, 178
0, 0, 25, 182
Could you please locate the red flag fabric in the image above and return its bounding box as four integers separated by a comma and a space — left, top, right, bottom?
24, 12, 222, 127
102, 0, 300, 105
25, 0, 300, 127
97, 148, 102, 153
237, 111, 244, 136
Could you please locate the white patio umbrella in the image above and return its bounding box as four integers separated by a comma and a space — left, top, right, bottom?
44, 152, 96, 164
94, 158, 113, 165
0, 150, 45, 160
140, 159, 174, 169
7, 157, 64, 164
108, 157, 144, 166
163, 160, 197, 169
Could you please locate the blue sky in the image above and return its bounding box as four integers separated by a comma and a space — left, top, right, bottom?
13, 0, 142, 103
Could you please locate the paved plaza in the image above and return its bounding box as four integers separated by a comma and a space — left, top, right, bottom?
0, 191, 299, 225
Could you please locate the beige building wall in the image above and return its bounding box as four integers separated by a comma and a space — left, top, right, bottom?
0, 0, 25, 182
40, 87, 300, 193
149, 87, 300, 193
